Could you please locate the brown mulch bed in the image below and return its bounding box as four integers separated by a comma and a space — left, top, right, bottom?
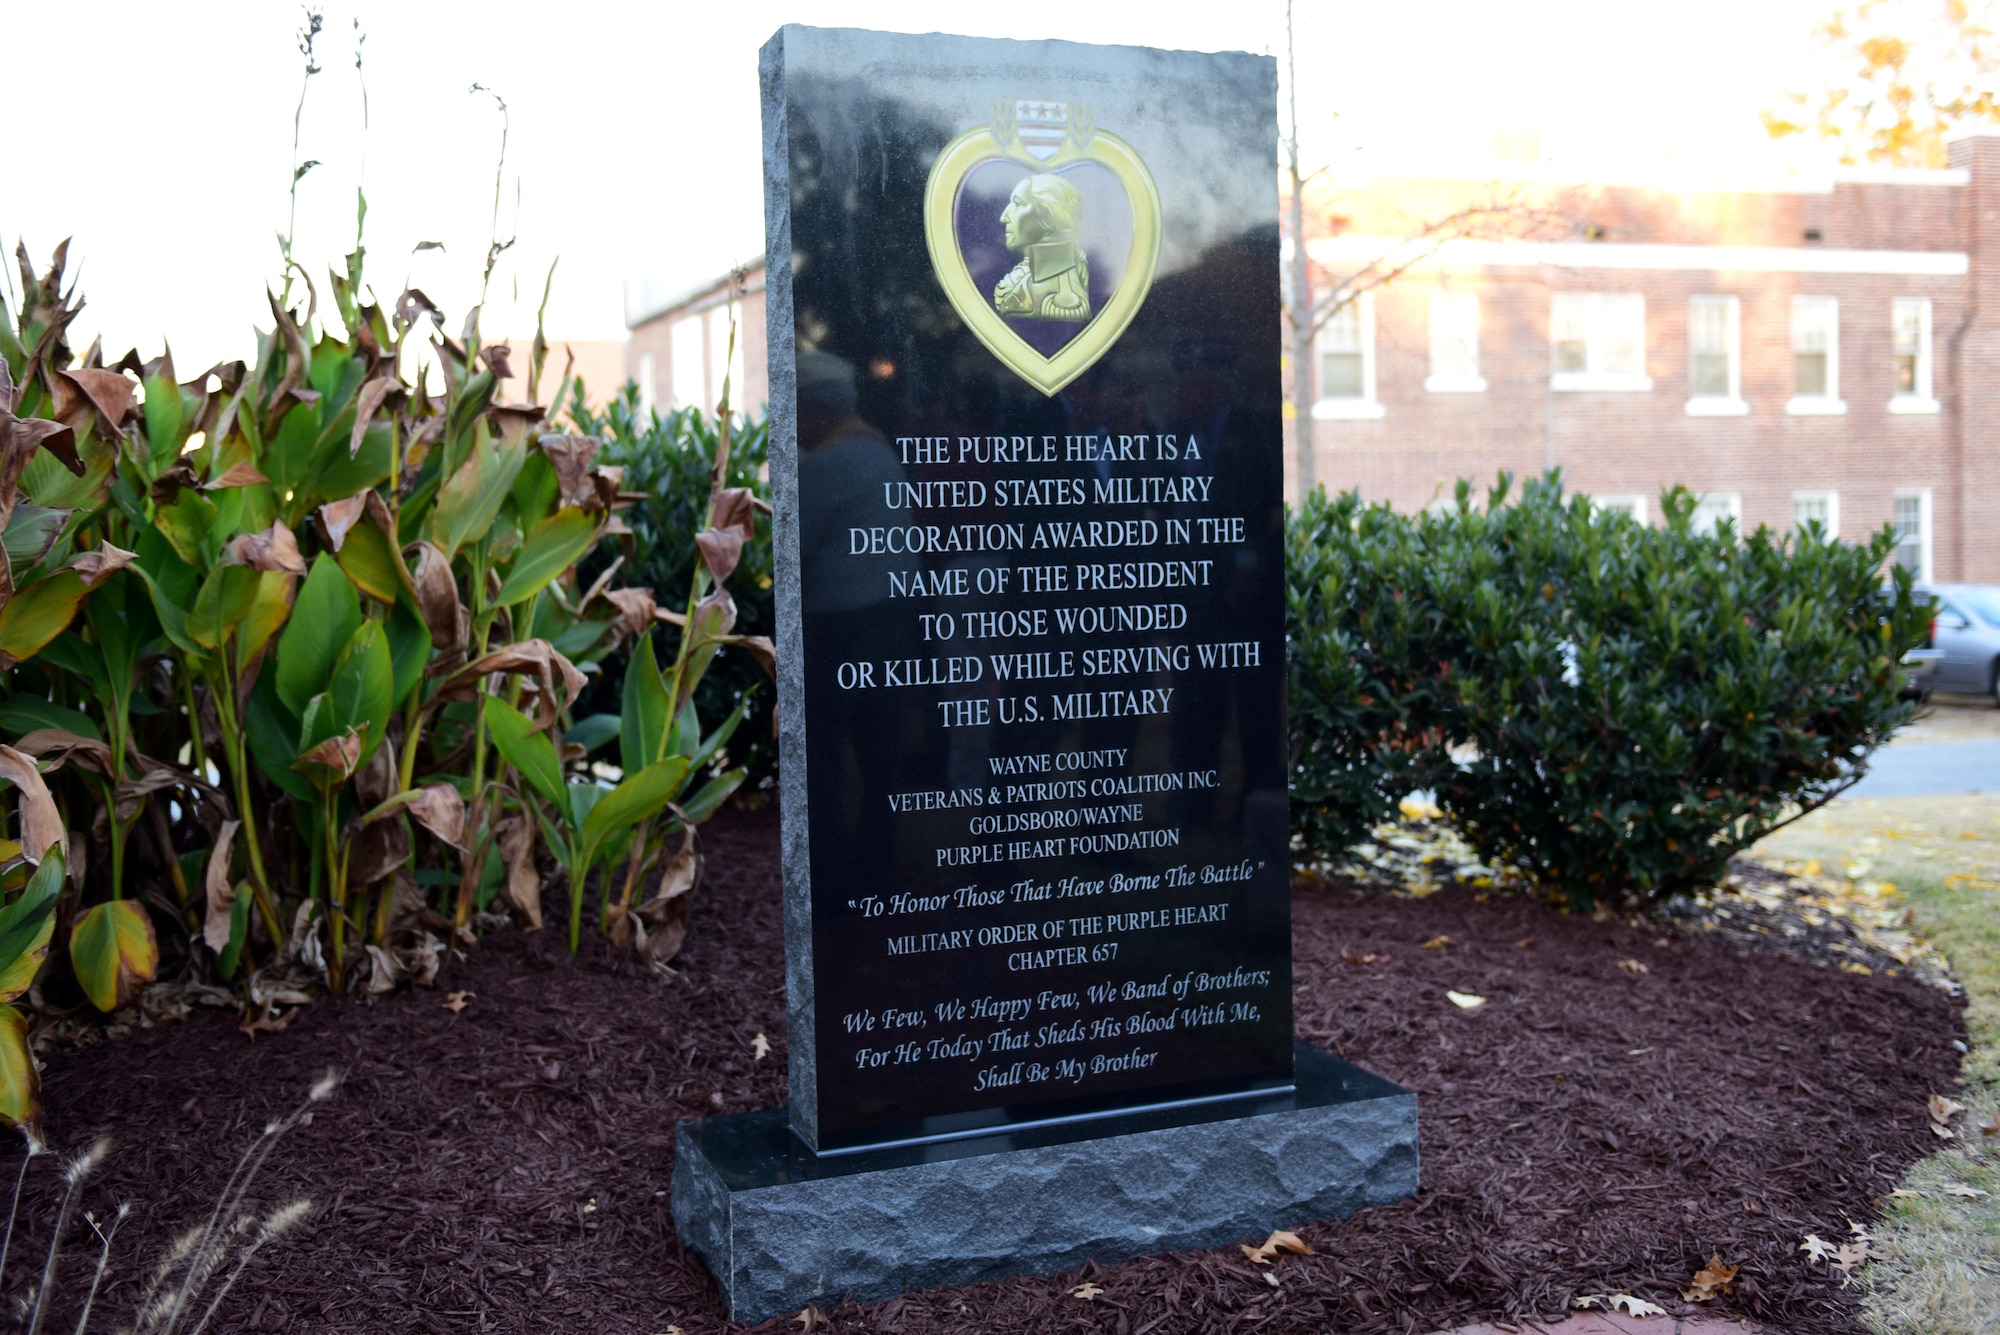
1, 806, 1963, 1334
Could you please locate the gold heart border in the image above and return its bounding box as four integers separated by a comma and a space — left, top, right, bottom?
923, 127, 1162, 398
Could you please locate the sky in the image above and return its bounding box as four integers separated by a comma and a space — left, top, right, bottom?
9, 0, 1840, 373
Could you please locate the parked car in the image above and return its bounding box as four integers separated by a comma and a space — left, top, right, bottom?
1914, 583, 2000, 705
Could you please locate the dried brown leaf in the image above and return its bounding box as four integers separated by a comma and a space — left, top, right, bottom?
406, 540, 465, 659
536, 433, 598, 508
52, 368, 136, 433
11, 729, 112, 777
223, 522, 305, 574
695, 528, 743, 585
1682, 1254, 1738, 1302
0, 744, 64, 864
203, 820, 240, 952
349, 376, 396, 458
711, 486, 758, 540
497, 813, 542, 930
68, 543, 136, 590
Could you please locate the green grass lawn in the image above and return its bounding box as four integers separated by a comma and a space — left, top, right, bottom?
1753, 794, 2000, 1333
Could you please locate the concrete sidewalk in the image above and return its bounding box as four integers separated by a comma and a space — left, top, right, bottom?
1849, 737, 2000, 798
1442, 1314, 1763, 1334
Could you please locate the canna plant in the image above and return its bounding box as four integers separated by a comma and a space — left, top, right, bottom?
0, 219, 766, 1054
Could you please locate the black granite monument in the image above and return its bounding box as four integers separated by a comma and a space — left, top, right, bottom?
673, 25, 1418, 1319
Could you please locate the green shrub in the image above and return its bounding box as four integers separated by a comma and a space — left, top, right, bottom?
566, 385, 776, 792
1285, 488, 1451, 859
1287, 473, 1929, 909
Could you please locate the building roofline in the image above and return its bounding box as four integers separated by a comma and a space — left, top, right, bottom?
1302, 235, 1969, 277
1334, 160, 1969, 196
625, 257, 768, 329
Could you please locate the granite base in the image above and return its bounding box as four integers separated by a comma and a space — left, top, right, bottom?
671, 1044, 1418, 1321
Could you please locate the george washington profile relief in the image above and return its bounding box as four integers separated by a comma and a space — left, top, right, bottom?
992, 174, 1091, 322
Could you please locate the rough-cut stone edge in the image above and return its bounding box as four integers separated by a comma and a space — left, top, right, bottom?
758, 24, 818, 1148
675, 1060, 1418, 1322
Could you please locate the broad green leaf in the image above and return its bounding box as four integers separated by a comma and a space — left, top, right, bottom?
215, 883, 250, 980
152, 490, 220, 567
385, 599, 432, 708
492, 507, 600, 607
0, 696, 99, 741
0, 851, 64, 1003
333, 506, 409, 604
276, 555, 364, 715
0, 571, 88, 665
564, 713, 621, 755
69, 898, 159, 1013
19, 439, 112, 513
0, 1005, 37, 1130
688, 694, 752, 776
668, 697, 699, 759
133, 525, 201, 656
236, 570, 297, 663
567, 782, 606, 832
550, 618, 611, 661
485, 700, 565, 809
621, 632, 672, 774
430, 433, 526, 562
676, 767, 746, 827
324, 620, 395, 765
245, 671, 314, 800
187, 563, 264, 650
580, 756, 691, 872
143, 373, 187, 472
4, 505, 70, 577
84, 572, 161, 687
305, 422, 393, 511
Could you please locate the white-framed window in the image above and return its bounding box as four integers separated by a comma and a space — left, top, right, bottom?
1313, 293, 1384, 419
1426, 289, 1485, 392
1550, 292, 1650, 391
1787, 296, 1846, 414
1893, 488, 1933, 579
1592, 494, 1649, 524
1691, 492, 1743, 537
1685, 295, 1746, 415
671, 314, 707, 412
1793, 489, 1840, 538
637, 353, 657, 418
1890, 297, 1939, 413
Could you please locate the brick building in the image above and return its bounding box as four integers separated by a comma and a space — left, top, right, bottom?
625, 132, 2000, 582
1298, 132, 2000, 583
625, 267, 769, 419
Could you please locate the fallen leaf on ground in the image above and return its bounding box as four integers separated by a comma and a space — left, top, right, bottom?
443, 990, 473, 1014
1576, 1293, 1667, 1317
1513, 937, 1533, 948
1618, 958, 1650, 975
1832, 1240, 1869, 1276
1932, 1122, 1958, 1139
1943, 1182, 1991, 1198
1683, 1254, 1738, 1302
1984, 1119, 2000, 1137
1800, 1233, 1840, 1262
792, 1307, 827, 1331
1931, 1093, 1966, 1121
1421, 935, 1451, 950
1446, 990, 1486, 1010
1891, 1188, 1922, 1198
1342, 951, 1382, 965
1068, 1282, 1103, 1300
752, 1032, 771, 1060
1240, 1230, 1315, 1265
